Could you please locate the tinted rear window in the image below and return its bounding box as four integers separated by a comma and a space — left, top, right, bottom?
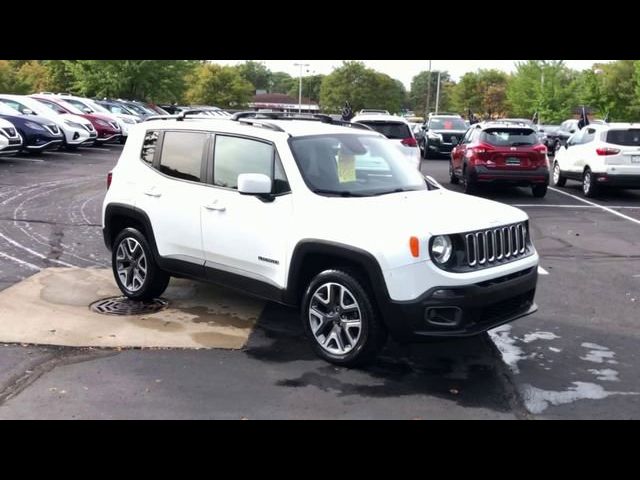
480, 128, 538, 147
358, 121, 410, 139
605, 129, 640, 146
429, 118, 467, 130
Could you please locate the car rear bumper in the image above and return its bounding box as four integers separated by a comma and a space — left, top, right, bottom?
469, 165, 550, 185
593, 172, 640, 188
378, 265, 538, 342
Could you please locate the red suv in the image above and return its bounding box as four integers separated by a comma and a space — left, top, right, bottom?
450, 122, 549, 197
31, 95, 121, 145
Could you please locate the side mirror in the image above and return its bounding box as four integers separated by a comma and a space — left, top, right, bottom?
569, 129, 576, 134
83, 107, 93, 114
23, 108, 34, 115
238, 173, 272, 197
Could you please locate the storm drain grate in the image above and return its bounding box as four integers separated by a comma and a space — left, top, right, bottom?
90, 296, 169, 316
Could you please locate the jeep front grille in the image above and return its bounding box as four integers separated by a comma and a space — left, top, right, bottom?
465, 222, 528, 268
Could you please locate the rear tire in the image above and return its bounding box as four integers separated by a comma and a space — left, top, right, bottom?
552, 161, 567, 187
462, 167, 477, 194
583, 168, 598, 198
112, 228, 170, 301
301, 268, 387, 367
449, 161, 459, 184
532, 184, 548, 198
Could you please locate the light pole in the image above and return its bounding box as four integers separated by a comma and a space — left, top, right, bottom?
434, 71, 441, 114
294, 62, 310, 114
425, 60, 432, 117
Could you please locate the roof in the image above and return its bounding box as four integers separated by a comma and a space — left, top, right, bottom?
351, 113, 410, 124
138, 116, 382, 139
477, 121, 536, 130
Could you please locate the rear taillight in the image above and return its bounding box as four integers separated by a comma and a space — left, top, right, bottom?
469, 143, 494, 162
533, 144, 548, 154
596, 147, 620, 156
107, 171, 112, 190
401, 137, 417, 147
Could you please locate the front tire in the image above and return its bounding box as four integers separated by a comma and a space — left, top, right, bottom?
112, 228, 170, 301
583, 168, 598, 198
301, 269, 387, 367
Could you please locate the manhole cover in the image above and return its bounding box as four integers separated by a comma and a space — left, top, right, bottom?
90, 296, 169, 316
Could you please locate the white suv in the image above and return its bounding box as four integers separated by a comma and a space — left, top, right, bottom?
553, 123, 640, 197
350, 113, 421, 170
102, 112, 540, 366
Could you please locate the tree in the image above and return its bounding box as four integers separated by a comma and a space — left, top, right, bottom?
320, 61, 404, 113
409, 70, 452, 115
236, 61, 271, 92
451, 69, 509, 118
184, 63, 254, 108
287, 74, 325, 103
270, 71, 295, 94
17, 61, 53, 93
507, 60, 577, 123
65, 60, 196, 102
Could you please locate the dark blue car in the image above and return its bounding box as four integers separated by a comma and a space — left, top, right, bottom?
0, 103, 64, 152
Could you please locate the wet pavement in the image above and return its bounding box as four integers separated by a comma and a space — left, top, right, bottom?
0, 147, 638, 419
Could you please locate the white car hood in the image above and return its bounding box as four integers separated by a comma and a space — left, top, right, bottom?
309, 188, 528, 237
59, 113, 93, 127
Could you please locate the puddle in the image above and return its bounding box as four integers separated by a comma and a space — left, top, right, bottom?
522, 382, 638, 414
588, 369, 619, 382
580, 342, 618, 364
128, 317, 185, 332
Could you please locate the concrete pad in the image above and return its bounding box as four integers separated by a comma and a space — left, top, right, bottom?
0, 268, 264, 349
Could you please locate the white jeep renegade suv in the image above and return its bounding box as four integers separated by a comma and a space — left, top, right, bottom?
102, 111, 540, 366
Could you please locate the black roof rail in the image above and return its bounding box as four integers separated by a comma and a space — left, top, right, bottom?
144, 115, 179, 122
230, 111, 373, 131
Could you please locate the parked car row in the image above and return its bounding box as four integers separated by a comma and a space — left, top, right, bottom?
0, 93, 184, 155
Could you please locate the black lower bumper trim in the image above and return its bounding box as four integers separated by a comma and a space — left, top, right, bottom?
379, 266, 538, 342
592, 173, 640, 189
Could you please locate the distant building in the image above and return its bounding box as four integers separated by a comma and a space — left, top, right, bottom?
248, 93, 319, 113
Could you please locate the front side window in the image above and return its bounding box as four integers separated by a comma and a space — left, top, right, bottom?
213, 135, 274, 189
0, 99, 29, 114
289, 134, 426, 197
158, 131, 207, 182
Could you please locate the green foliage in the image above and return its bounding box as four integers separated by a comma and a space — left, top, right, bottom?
287, 74, 325, 103
409, 70, 451, 115
320, 61, 404, 113
270, 71, 295, 94
65, 60, 196, 102
236, 61, 271, 92
506, 60, 577, 123
451, 69, 509, 118
184, 63, 254, 108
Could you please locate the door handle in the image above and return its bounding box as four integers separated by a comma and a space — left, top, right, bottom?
143, 189, 162, 198
204, 202, 226, 212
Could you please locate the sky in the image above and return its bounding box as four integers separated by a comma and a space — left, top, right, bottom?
210, 60, 613, 89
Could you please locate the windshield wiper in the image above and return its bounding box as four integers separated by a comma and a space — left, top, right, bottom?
371, 188, 417, 196
312, 189, 367, 197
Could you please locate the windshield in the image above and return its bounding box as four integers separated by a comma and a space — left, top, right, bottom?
289, 134, 427, 197
429, 118, 467, 130
606, 129, 640, 146
480, 128, 538, 147
357, 121, 411, 139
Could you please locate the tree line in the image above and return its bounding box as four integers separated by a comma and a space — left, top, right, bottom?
1, 60, 640, 122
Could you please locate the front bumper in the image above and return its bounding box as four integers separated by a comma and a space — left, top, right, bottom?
95, 133, 122, 144
427, 141, 454, 155
379, 265, 538, 342
592, 172, 640, 189
469, 165, 550, 185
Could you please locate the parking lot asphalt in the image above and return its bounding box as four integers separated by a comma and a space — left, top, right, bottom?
0, 147, 638, 419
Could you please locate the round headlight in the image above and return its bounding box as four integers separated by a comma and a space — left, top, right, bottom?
431, 235, 453, 264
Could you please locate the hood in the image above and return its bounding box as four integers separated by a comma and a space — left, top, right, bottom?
310, 188, 528, 237
60, 113, 93, 127
0, 112, 55, 129
0, 117, 16, 129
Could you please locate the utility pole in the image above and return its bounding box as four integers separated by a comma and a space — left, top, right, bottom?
425, 60, 432, 118
435, 71, 441, 114
294, 62, 309, 114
